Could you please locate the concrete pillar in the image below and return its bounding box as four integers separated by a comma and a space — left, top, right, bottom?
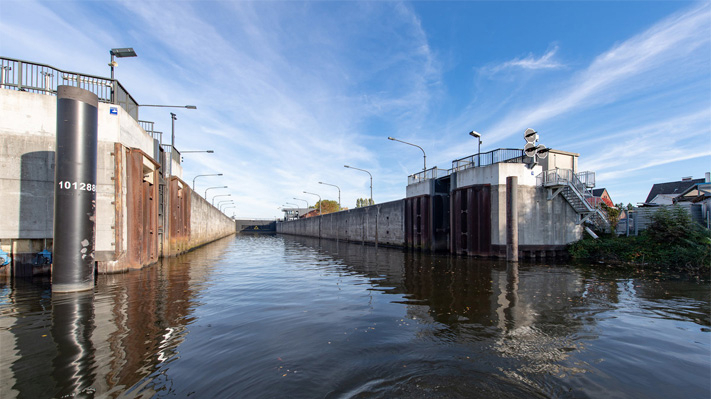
506, 176, 518, 262
52, 86, 98, 292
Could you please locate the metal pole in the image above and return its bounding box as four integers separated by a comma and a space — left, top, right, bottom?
478, 138, 481, 167
192, 174, 223, 191
388, 137, 426, 171
205, 185, 227, 198
293, 198, 309, 209
212, 194, 230, 206
53, 86, 98, 292
170, 112, 176, 149
318, 182, 341, 210
506, 176, 519, 262
344, 165, 373, 205
304, 191, 321, 214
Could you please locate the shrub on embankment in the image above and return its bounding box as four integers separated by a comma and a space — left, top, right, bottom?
568, 207, 711, 273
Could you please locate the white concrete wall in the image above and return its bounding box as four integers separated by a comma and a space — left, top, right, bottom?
491, 185, 582, 247
406, 180, 432, 198
455, 162, 542, 188
540, 150, 579, 173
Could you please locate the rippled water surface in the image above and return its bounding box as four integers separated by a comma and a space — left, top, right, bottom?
1, 235, 709, 398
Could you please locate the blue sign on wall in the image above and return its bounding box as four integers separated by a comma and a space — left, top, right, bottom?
110, 107, 118, 115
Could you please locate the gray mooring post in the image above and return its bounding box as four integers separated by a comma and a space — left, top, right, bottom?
506, 176, 519, 262
52, 86, 98, 293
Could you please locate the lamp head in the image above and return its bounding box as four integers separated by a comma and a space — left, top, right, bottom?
110, 48, 137, 58
469, 131, 481, 138
185, 105, 197, 109
207, 150, 214, 153
387, 137, 395, 140
218, 173, 223, 176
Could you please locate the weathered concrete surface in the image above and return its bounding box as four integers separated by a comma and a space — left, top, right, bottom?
277, 200, 405, 247
0, 88, 232, 276
187, 190, 236, 252
405, 179, 433, 198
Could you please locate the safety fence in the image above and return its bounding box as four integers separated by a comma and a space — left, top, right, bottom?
0, 56, 139, 120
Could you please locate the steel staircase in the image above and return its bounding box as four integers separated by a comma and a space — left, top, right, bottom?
537, 169, 611, 232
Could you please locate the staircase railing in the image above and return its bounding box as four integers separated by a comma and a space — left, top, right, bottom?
537, 169, 610, 231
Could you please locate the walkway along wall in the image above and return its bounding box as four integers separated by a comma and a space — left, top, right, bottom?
0, 89, 235, 277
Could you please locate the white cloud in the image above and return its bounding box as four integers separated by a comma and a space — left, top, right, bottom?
485, 45, 564, 74
482, 3, 711, 147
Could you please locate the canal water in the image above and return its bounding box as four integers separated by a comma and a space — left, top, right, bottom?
0, 235, 709, 398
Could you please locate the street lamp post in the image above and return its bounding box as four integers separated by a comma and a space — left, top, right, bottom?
180, 150, 214, 163
193, 174, 223, 191
319, 181, 341, 210
206, 186, 227, 198
217, 199, 233, 208
344, 165, 373, 205
303, 191, 322, 214
109, 47, 137, 104
221, 203, 235, 212
212, 194, 231, 206
139, 104, 197, 109
293, 198, 309, 209
136, 104, 196, 134
171, 112, 177, 149
388, 137, 427, 171
469, 131, 482, 167
109, 48, 137, 81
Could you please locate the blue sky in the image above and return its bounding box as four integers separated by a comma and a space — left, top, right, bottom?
2, 1, 709, 218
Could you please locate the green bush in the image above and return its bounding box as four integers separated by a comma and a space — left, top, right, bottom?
569, 207, 711, 271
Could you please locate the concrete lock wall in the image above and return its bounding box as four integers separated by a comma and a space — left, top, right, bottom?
0, 89, 235, 277
188, 190, 236, 250
278, 200, 405, 246
490, 185, 582, 256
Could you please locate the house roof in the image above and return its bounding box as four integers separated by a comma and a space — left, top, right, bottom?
673, 182, 711, 203
591, 188, 607, 197
644, 178, 705, 203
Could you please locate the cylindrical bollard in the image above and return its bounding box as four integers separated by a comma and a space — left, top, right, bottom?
52, 86, 98, 292
506, 176, 519, 262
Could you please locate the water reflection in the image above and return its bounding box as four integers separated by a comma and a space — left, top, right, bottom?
0, 235, 708, 398
0, 236, 231, 398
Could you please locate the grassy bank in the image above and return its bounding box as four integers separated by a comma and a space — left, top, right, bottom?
568, 207, 710, 275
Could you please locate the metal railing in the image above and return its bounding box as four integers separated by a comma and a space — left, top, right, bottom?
408, 167, 449, 185
139, 120, 163, 142
577, 171, 596, 188
0, 56, 139, 120
537, 169, 595, 203
451, 148, 526, 172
